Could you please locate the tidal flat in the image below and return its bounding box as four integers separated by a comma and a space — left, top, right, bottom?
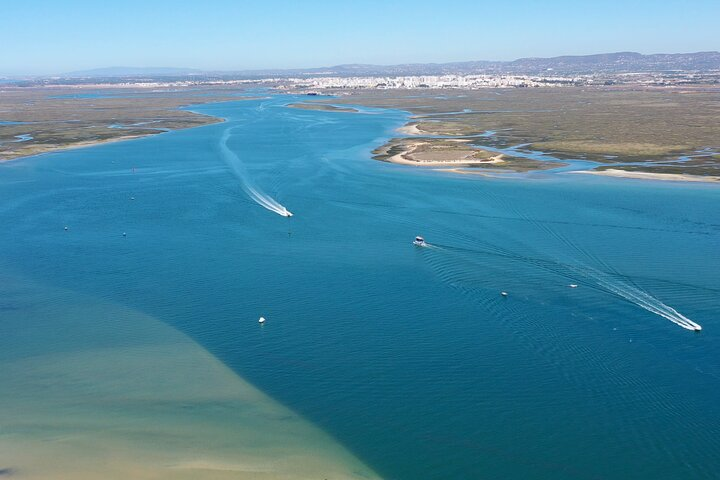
323, 87, 720, 177
0, 87, 244, 161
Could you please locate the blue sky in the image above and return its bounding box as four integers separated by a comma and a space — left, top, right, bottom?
2, 0, 719, 74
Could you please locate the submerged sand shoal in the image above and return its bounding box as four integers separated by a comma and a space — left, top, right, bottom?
0, 276, 380, 480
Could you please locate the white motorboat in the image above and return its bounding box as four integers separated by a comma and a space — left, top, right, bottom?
413, 236, 427, 247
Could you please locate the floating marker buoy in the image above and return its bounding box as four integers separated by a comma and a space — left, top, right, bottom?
258, 316, 266, 324
64, 226, 68, 231
131, 196, 135, 200
122, 232, 126, 237
501, 291, 508, 297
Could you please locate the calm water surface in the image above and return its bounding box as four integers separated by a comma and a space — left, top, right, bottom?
1, 95, 719, 479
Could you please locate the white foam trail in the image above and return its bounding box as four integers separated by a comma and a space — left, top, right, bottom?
219, 127, 292, 217
582, 268, 702, 331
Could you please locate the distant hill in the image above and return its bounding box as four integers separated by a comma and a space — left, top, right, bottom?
504, 51, 720, 74
36, 51, 720, 83
314, 52, 720, 76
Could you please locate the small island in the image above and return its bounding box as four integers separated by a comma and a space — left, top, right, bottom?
373, 136, 566, 172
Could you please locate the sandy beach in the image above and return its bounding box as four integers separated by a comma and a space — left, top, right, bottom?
396, 123, 424, 135
572, 168, 720, 183
377, 138, 506, 167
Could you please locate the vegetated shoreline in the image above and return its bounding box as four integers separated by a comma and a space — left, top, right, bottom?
371, 124, 566, 173
318, 87, 720, 182
383, 121, 720, 183
0, 86, 251, 163
0, 111, 225, 164
2, 97, 354, 164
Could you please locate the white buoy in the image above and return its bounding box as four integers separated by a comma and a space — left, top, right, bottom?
258, 316, 266, 324
501, 291, 508, 297
122, 232, 126, 237
131, 196, 135, 200
569, 284, 578, 288
64, 226, 68, 231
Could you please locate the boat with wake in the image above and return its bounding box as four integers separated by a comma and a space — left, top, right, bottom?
413, 236, 427, 247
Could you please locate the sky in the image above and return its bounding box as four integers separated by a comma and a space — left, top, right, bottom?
2, 0, 719, 75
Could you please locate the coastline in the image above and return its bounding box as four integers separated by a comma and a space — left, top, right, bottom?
570, 168, 720, 183
0, 114, 225, 164
384, 139, 505, 167
396, 123, 423, 135
383, 120, 719, 182
1, 133, 156, 163
0, 87, 241, 163
373, 133, 565, 172
319, 89, 720, 183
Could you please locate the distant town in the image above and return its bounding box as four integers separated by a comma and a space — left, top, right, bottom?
2, 51, 718, 91
3, 70, 719, 92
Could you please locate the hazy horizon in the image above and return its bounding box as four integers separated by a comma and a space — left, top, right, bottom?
2, 49, 719, 78
3, 0, 719, 75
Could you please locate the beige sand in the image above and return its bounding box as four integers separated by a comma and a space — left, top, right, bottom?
387, 140, 504, 166
0, 277, 381, 480
572, 168, 720, 183
396, 123, 423, 135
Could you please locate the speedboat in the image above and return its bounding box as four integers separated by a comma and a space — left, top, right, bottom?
282, 209, 293, 217
413, 236, 427, 247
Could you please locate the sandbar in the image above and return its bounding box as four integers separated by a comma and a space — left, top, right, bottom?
571, 168, 720, 183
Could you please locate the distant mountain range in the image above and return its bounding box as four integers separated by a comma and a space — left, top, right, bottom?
307, 51, 720, 76
27, 51, 720, 81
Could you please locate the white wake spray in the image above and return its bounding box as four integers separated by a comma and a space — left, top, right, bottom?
218, 127, 292, 217
578, 267, 702, 331
503, 203, 702, 332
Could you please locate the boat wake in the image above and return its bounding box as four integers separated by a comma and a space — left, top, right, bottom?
581, 267, 702, 331
491, 193, 703, 332
419, 230, 701, 332
219, 127, 292, 217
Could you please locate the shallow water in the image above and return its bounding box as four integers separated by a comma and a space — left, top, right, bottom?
0, 276, 379, 480
1, 95, 719, 479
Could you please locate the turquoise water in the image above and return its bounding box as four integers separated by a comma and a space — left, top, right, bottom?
1, 95, 719, 479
